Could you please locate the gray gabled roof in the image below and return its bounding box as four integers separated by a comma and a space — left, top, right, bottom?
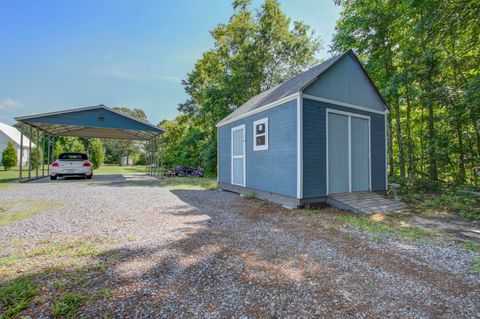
218, 50, 388, 126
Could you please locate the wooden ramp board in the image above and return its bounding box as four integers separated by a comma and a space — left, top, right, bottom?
327, 192, 407, 214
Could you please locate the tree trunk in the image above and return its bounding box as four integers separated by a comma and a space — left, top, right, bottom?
405, 85, 415, 176
427, 100, 438, 182
454, 117, 466, 184
394, 95, 406, 178
387, 113, 394, 177
442, 43, 480, 160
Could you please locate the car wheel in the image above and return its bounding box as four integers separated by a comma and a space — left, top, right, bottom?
87, 174, 93, 180
50, 176, 57, 180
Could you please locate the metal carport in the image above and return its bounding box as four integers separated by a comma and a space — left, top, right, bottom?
15, 104, 164, 182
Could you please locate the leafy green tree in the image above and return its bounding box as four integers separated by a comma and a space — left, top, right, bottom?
87, 139, 104, 169
103, 107, 147, 165
29, 147, 43, 169
332, 0, 480, 185
2, 141, 18, 170
174, 0, 321, 173
55, 137, 85, 154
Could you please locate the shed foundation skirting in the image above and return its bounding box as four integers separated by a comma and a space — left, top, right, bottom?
218, 182, 326, 209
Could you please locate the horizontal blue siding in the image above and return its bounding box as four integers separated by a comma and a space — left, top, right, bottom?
303, 98, 386, 198
217, 100, 297, 198
303, 54, 386, 112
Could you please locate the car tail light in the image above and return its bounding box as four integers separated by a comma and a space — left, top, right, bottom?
52, 162, 60, 167
83, 162, 92, 167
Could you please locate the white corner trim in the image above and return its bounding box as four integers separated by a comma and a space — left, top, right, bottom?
385, 113, 388, 190
253, 118, 268, 151
217, 93, 300, 127
303, 94, 389, 115
296, 94, 303, 199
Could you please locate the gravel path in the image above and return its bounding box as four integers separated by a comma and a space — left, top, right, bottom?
1, 174, 479, 318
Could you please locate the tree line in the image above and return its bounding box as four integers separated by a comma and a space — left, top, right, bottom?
162, 0, 479, 187
160, 0, 320, 174
331, 0, 480, 186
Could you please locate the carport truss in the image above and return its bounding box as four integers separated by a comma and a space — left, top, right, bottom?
15, 105, 164, 182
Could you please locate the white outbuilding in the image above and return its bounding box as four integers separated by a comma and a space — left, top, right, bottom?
0, 122, 35, 166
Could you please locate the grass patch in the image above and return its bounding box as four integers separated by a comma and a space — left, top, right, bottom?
0, 238, 108, 278
52, 293, 86, 317
463, 241, 480, 253
93, 288, 112, 299
0, 166, 49, 183
335, 214, 432, 241
0, 238, 112, 317
242, 191, 256, 200
126, 177, 217, 191
159, 177, 217, 190
390, 176, 480, 221
0, 200, 61, 226
0, 276, 36, 319
302, 209, 322, 217
470, 258, 480, 273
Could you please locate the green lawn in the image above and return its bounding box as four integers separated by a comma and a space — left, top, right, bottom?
0, 165, 145, 183
126, 176, 218, 190
93, 164, 146, 175
0, 200, 60, 226
0, 166, 49, 183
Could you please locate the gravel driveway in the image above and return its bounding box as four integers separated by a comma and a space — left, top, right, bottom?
0, 174, 479, 318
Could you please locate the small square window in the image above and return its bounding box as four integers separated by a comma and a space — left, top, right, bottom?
253, 118, 268, 151
256, 124, 265, 135
256, 135, 266, 146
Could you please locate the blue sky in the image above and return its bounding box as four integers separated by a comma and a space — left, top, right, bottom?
0, 0, 341, 125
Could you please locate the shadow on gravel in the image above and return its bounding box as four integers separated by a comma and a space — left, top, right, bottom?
2, 189, 479, 318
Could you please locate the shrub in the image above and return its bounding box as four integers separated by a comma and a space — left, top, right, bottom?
29, 147, 43, 169
135, 152, 146, 165
88, 139, 104, 169
1, 141, 17, 170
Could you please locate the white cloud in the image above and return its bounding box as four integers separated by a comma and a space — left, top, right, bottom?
0, 98, 23, 110
93, 66, 181, 85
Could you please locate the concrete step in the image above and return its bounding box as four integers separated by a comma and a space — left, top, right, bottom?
327, 192, 407, 214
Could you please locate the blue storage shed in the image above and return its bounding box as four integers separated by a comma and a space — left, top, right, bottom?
217, 50, 389, 208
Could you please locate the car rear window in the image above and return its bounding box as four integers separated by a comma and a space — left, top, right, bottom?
58, 153, 88, 160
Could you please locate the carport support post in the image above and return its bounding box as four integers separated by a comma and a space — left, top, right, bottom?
147, 139, 151, 175
42, 132, 45, 177
28, 125, 32, 181
154, 137, 158, 176
151, 138, 155, 176
145, 140, 148, 175
160, 134, 163, 179
47, 135, 50, 175
52, 136, 55, 165
35, 129, 39, 179
19, 123, 23, 182
152, 138, 155, 176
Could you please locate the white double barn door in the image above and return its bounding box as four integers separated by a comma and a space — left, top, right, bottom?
327, 110, 370, 195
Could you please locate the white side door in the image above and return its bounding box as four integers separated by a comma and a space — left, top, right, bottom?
231, 124, 246, 186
